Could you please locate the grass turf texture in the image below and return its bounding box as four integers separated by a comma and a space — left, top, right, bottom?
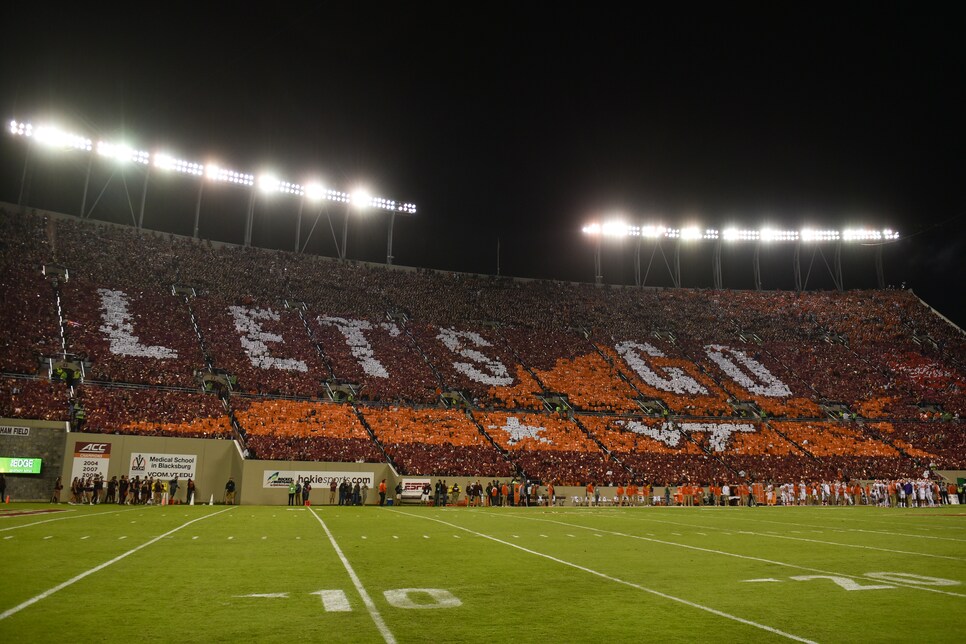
1, 504, 964, 643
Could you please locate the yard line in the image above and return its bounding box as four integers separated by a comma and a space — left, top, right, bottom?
502, 514, 966, 599
734, 531, 966, 561
697, 513, 966, 543
0, 507, 139, 532
0, 507, 235, 621
308, 510, 395, 644
591, 513, 964, 560
390, 510, 817, 644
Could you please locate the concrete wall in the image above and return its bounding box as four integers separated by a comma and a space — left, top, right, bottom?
239, 460, 397, 506
61, 433, 241, 504
0, 419, 68, 502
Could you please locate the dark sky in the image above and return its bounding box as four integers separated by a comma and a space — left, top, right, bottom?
2, 4, 964, 326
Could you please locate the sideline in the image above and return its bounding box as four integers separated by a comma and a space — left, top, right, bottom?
0, 506, 140, 532
0, 506, 235, 621
308, 509, 396, 644
585, 510, 966, 561
674, 511, 966, 543
389, 509, 817, 644
497, 512, 966, 599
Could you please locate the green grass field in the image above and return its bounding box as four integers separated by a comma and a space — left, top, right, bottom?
1, 503, 964, 643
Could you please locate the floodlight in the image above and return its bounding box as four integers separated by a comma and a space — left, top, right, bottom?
843, 229, 881, 241
14, 121, 30, 138
9, 116, 416, 215
601, 220, 632, 237
722, 229, 758, 241
97, 141, 149, 164
760, 228, 798, 242
304, 182, 326, 201
258, 174, 281, 193
640, 225, 666, 238
582, 223, 601, 235
27, 124, 92, 151
326, 188, 350, 204
680, 227, 702, 241
206, 164, 254, 186
351, 189, 373, 208
155, 153, 203, 176
800, 229, 839, 242
278, 181, 303, 196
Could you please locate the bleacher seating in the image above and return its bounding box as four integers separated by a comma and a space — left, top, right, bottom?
0, 207, 962, 483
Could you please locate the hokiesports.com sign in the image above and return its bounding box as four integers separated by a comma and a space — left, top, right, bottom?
263, 470, 375, 489
129, 452, 197, 479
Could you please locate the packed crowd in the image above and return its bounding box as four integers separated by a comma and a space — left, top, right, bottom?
76, 384, 233, 439
0, 207, 962, 483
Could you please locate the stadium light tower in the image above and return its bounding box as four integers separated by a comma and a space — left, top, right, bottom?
582, 217, 899, 290
11, 117, 419, 259
298, 182, 326, 253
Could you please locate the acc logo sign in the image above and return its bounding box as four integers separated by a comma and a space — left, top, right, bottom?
130, 454, 146, 471
79, 443, 110, 454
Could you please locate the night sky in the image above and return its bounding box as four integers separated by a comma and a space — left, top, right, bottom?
2, 5, 963, 326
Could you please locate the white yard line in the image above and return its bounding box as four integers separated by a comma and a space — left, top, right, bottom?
588, 513, 966, 561
390, 510, 817, 644
696, 513, 966, 543
734, 531, 966, 561
308, 510, 395, 644
600, 513, 965, 560
503, 514, 966, 599
0, 506, 235, 621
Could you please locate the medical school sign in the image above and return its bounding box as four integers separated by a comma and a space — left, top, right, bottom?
129, 452, 197, 479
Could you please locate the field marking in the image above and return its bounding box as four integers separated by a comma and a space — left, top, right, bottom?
237, 592, 289, 599
0, 507, 235, 621
742, 578, 781, 583
313, 589, 352, 611
390, 510, 816, 644
590, 513, 964, 561
502, 514, 966, 599
701, 513, 966, 543
308, 510, 395, 644
0, 507, 138, 532
734, 531, 966, 561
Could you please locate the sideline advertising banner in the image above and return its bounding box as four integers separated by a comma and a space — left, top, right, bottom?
129, 452, 197, 479
0, 456, 42, 474
401, 477, 431, 500
71, 441, 111, 481
263, 470, 375, 489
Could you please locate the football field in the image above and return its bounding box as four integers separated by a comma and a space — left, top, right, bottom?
1, 503, 964, 643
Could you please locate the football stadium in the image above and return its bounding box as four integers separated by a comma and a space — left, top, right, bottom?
2, 7, 965, 643
1, 134, 964, 642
